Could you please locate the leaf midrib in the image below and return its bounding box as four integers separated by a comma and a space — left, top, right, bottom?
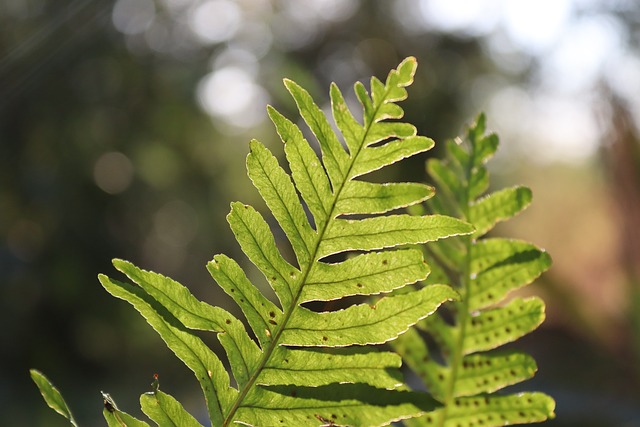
436, 142, 477, 427
222, 80, 396, 426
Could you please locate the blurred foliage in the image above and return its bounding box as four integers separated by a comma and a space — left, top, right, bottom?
1, 0, 640, 426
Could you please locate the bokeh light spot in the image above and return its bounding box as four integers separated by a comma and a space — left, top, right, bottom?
543, 15, 623, 93
418, 0, 499, 35
308, 0, 359, 23
112, 0, 156, 35
135, 144, 182, 189
154, 200, 198, 248
197, 66, 268, 130
93, 151, 134, 194
501, 0, 572, 53
189, 0, 242, 44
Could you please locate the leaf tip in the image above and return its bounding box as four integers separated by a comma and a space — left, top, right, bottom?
283, 77, 300, 92
396, 56, 418, 84
112, 258, 132, 271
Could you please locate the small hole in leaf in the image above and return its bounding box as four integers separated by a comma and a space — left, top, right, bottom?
269, 311, 276, 318
322, 336, 328, 341
225, 319, 231, 324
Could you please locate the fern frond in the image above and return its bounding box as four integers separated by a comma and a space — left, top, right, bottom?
98, 57, 474, 426
392, 114, 555, 426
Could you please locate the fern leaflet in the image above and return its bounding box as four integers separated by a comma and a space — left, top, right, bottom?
30, 370, 78, 427
392, 114, 556, 426
93, 57, 473, 426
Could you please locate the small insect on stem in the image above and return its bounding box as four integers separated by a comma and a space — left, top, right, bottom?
151, 373, 159, 394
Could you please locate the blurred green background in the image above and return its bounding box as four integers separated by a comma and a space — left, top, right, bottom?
2, 0, 639, 425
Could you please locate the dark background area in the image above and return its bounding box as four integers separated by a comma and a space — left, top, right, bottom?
1, 1, 640, 425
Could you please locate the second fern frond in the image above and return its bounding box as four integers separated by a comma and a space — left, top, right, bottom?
392, 114, 556, 427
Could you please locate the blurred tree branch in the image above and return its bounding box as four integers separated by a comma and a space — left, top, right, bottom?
602, 89, 640, 375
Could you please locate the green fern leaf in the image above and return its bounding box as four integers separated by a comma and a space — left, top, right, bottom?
30, 370, 78, 427
392, 113, 555, 426
97, 57, 473, 426
140, 390, 203, 426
